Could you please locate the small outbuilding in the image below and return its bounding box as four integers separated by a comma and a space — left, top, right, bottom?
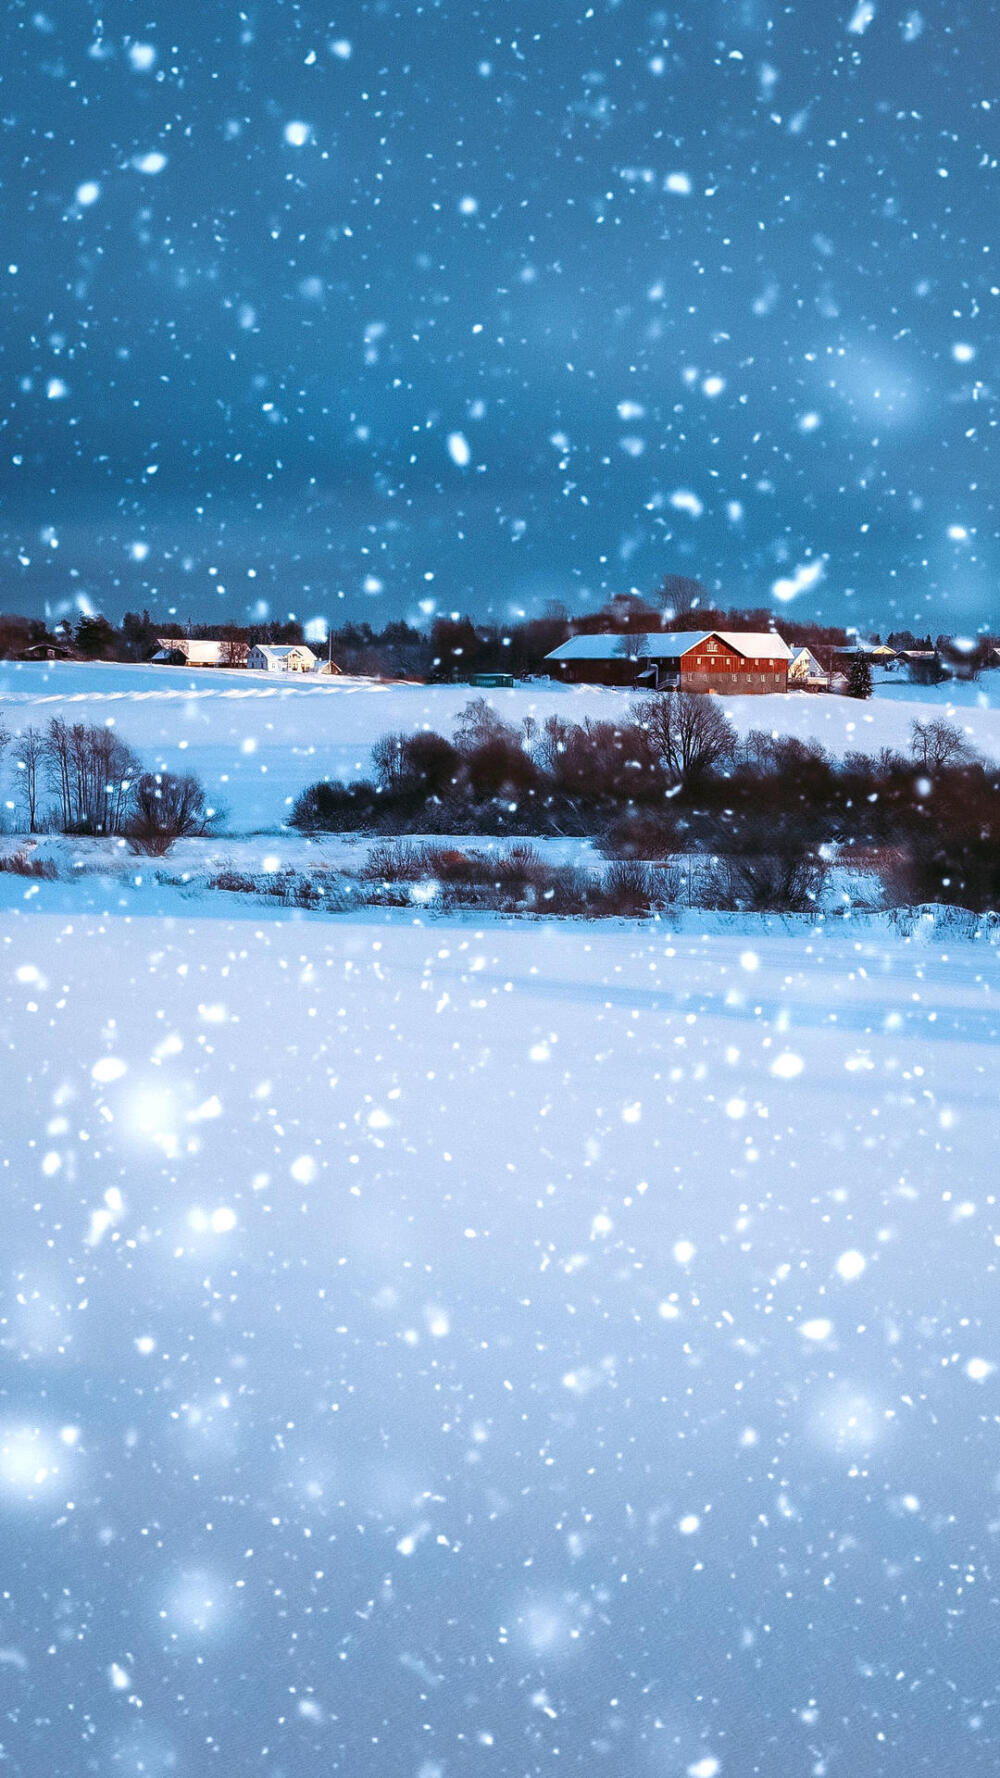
14, 641, 81, 662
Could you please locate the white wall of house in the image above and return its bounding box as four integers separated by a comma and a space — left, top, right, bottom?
247, 645, 317, 673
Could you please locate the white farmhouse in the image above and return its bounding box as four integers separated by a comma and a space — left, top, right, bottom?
788, 647, 830, 691
247, 643, 318, 673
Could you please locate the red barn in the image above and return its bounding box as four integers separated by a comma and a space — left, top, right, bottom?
546, 630, 791, 693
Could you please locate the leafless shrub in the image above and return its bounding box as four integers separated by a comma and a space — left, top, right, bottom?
600, 808, 677, 860
0, 847, 58, 879
868, 847, 913, 909
597, 861, 656, 916
210, 867, 259, 894
423, 846, 485, 883
494, 843, 543, 891
517, 863, 593, 916
371, 732, 462, 798
445, 859, 592, 915
208, 866, 352, 911
361, 839, 596, 915
361, 841, 428, 882
842, 745, 909, 780
126, 772, 208, 855
699, 850, 827, 913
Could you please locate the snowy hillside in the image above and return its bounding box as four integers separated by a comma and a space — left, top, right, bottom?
3, 660, 999, 834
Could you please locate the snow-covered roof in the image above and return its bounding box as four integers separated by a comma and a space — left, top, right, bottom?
546, 631, 716, 662
546, 634, 636, 661
713, 631, 793, 661
639, 632, 713, 659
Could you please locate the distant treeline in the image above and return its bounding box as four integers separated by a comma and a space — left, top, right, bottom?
0, 575, 967, 680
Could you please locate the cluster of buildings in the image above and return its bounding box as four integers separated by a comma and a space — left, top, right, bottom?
541, 629, 995, 695
544, 630, 814, 694
151, 639, 338, 674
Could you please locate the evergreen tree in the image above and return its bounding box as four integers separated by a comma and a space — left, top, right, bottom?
74, 614, 118, 659
846, 655, 873, 700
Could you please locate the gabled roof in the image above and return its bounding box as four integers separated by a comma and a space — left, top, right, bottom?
789, 646, 827, 674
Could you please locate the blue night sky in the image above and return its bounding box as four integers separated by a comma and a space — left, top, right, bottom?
2, 0, 997, 632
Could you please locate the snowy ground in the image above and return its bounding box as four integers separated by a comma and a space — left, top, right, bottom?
3, 902, 1000, 1775
873, 675, 1000, 711
3, 659, 1000, 834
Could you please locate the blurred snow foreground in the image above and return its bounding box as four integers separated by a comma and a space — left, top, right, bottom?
2, 904, 999, 1775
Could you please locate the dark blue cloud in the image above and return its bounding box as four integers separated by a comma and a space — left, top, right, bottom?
2, 0, 996, 630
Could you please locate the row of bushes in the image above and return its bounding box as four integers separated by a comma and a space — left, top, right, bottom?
290, 701, 1000, 911
203, 843, 831, 919
291, 695, 742, 836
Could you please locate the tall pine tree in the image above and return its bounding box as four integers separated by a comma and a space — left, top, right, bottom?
846, 655, 873, 699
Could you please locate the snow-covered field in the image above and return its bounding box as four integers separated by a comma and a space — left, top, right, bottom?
3, 659, 999, 834
4, 661, 1000, 1774
3, 902, 999, 1775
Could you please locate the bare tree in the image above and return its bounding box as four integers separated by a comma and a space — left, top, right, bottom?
454, 697, 521, 753
536, 715, 572, 777
654, 574, 708, 618
43, 718, 139, 832
910, 718, 972, 773
634, 693, 735, 784
16, 725, 44, 832
46, 717, 73, 828
371, 732, 408, 793
219, 632, 248, 668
